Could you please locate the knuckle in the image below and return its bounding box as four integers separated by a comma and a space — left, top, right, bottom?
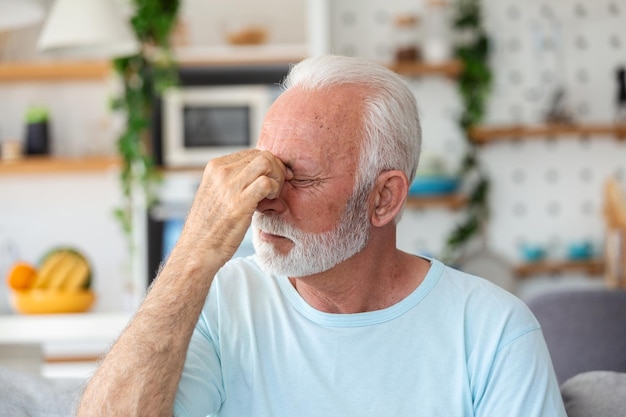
256, 175, 274, 192
253, 153, 274, 171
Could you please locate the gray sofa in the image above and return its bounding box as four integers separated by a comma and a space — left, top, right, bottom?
561, 371, 626, 417
1, 366, 625, 416
525, 288, 626, 385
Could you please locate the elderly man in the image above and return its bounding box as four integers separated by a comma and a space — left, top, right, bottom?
77, 55, 566, 417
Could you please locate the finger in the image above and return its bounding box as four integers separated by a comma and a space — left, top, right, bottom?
203, 149, 260, 175
240, 152, 291, 199
241, 175, 283, 203
255, 151, 292, 183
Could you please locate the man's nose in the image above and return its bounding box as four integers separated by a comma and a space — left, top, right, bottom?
256, 187, 288, 214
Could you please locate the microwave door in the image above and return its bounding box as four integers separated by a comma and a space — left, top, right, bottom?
163, 85, 272, 167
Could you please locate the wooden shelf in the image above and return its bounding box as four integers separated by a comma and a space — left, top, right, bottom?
0, 61, 111, 82
0, 156, 120, 175
174, 44, 308, 66
406, 193, 467, 210
514, 259, 605, 279
469, 123, 626, 144
388, 59, 464, 78
0, 58, 462, 81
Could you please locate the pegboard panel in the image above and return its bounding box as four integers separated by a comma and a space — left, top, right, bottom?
484, 0, 626, 125
327, 0, 626, 276
481, 0, 626, 264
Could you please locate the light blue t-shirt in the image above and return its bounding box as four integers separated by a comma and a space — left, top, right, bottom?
174, 256, 566, 417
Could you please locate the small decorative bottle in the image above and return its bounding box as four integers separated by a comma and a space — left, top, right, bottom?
616, 66, 626, 124
422, 0, 452, 64
393, 13, 421, 63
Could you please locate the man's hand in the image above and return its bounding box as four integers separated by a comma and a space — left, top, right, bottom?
175, 149, 293, 265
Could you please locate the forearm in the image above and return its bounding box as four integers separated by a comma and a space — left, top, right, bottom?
75, 248, 220, 417
75, 150, 288, 416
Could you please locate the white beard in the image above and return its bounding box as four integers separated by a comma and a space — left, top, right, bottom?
252, 187, 371, 277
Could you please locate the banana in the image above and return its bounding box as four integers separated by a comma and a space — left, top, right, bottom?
31, 251, 69, 289
62, 255, 91, 290
30, 248, 93, 290
46, 253, 80, 289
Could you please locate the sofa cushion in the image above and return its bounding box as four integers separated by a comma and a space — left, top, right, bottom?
560, 371, 626, 417
0, 366, 85, 417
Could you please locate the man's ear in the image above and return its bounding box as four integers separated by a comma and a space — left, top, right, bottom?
370, 170, 409, 227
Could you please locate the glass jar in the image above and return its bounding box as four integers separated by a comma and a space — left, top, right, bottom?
422, 0, 452, 63
393, 14, 421, 62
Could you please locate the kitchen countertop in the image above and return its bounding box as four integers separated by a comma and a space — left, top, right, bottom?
0, 312, 132, 345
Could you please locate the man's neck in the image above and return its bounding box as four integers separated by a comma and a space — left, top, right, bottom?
289, 244, 430, 314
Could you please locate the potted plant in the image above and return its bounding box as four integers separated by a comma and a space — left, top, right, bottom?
24, 105, 51, 155
111, 0, 180, 298
443, 0, 492, 263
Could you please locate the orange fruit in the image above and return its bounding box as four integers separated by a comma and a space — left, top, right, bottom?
6, 262, 37, 290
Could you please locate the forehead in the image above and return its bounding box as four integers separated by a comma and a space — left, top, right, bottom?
257, 85, 366, 172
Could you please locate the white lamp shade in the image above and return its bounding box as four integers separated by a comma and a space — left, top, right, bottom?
38, 0, 140, 59
0, 0, 45, 31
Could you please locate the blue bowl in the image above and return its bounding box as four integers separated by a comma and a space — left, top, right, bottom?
520, 245, 547, 262
567, 242, 593, 260
409, 176, 459, 196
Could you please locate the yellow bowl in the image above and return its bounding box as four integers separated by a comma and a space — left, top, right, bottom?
10, 289, 96, 314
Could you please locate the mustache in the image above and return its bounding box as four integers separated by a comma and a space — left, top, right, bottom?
252, 212, 299, 241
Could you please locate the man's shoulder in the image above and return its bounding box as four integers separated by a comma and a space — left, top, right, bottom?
437, 263, 539, 329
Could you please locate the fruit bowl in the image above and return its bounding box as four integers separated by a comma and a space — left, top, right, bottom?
10, 289, 96, 314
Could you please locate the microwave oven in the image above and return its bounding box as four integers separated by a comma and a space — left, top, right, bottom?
162, 84, 277, 167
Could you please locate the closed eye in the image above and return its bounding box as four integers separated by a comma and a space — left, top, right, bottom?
289, 178, 317, 188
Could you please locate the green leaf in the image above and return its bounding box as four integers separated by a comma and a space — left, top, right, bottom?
444, 0, 493, 260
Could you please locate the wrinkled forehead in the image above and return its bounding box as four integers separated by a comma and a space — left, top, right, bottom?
257, 85, 367, 173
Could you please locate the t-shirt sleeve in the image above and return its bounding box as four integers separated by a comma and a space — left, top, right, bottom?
173, 311, 224, 417
473, 328, 567, 417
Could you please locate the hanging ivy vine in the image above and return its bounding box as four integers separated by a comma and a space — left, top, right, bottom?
111, 0, 180, 251
443, 0, 493, 262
